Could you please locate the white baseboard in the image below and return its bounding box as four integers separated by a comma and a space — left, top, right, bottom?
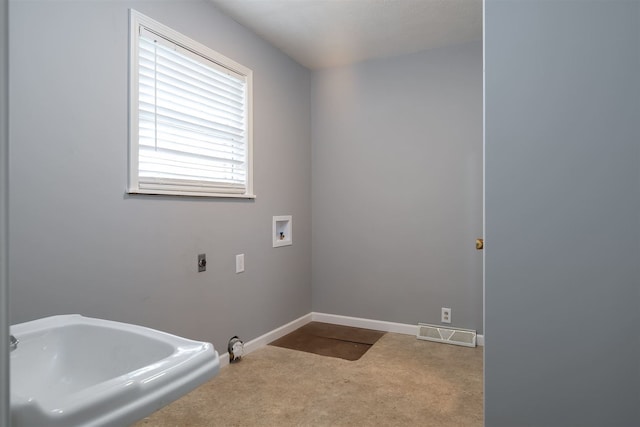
311, 312, 484, 347
219, 312, 483, 367
219, 351, 230, 367
219, 312, 312, 367
311, 312, 418, 335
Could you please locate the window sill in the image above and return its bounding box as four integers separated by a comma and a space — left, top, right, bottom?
127, 189, 256, 199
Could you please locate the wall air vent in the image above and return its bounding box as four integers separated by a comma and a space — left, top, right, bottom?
416, 323, 477, 348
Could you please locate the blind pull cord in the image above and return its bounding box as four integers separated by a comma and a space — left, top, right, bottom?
153, 40, 158, 152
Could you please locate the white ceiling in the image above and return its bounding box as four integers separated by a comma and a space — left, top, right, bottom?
208, 0, 483, 70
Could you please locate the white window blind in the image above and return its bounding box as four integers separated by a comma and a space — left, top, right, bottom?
129, 11, 253, 197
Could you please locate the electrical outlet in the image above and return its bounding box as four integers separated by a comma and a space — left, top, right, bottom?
235, 254, 245, 273
441, 307, 451, 324
197, 254, 207, 272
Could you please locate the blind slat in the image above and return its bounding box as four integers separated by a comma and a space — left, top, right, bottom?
139, 106, 245, 141
141, 49, 245, 98
140, 33, 245, 88
139, 76, 245, 120
139, 139, 245, 164
139, 60, 245, 108
138, 86, 245, 130
139, 122, 246, 155
141, 153, 244, 171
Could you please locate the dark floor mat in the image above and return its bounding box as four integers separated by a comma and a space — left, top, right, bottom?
269, 322, 386, 361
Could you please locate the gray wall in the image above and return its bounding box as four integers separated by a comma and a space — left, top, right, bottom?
311, 42, 483, 332
1, 0, 9, 424
485, 1, 640, 425
9, 0, 312, 354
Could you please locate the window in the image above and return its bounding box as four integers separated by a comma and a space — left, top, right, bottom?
128, 10, 254, 198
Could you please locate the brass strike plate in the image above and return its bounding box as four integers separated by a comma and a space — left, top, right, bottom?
476, 239, 484, 250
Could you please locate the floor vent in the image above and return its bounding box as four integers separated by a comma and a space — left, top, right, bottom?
416, 323, 477, 348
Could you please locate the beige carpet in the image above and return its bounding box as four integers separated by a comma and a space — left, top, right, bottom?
134, 333, 483, 427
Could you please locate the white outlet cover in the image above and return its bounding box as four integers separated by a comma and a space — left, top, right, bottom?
441, 307, 451, 324
235, 254, 245, 273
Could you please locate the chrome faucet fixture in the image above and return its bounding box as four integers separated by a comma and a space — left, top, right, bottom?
10, 334, 18, 352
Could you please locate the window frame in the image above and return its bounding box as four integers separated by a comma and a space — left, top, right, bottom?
128, 9, 254, 198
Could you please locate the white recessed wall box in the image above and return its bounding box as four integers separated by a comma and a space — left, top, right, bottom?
272, 215, 292, 247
